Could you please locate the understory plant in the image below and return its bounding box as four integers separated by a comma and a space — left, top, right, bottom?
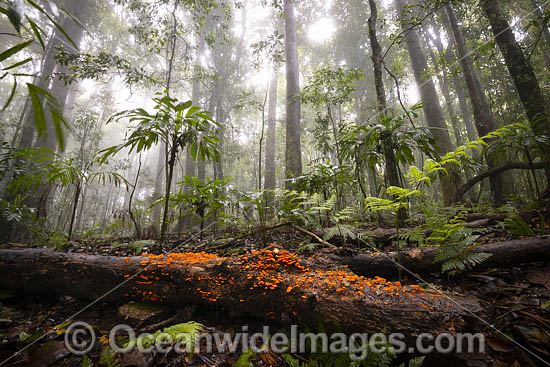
171, 175, 231, 239
98, 94, 221, 241
430, 213, 491, 275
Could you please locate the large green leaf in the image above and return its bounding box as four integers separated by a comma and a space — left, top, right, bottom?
0, 39, 33, 62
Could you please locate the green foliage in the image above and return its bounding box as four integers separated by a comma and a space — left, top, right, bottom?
9, 147, 128, 194
294, 162, 354, 199
301, 66, 364, 107
99, 348, 120, 367
431, 213, 492, 275
280, 338, 425, 367
237, 189, 271, 227
80, 355, 94, 367
172, 175, 231, 225
112, 240, 155, 255
99, 94, 220, 164
98, 93, 221, 240
126, 321, 204, 354
0, 0, 76, 149
235, 349, 256, 367
502, 213, 536, 237
54, 47, 158, 86
407, 123, 526, 189
364, 186, 420, 216
297, 242, 322, 254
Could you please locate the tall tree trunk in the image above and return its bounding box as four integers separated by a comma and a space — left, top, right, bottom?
368, 0, 404, 220
444, 5, 513, 204
422, 26, 463, 146
284, 0, 302, 187
481, 0, 550, 186
448, 48, 477, 143
214, 81, 224, 181
264, 69, 278, 205
394, 0, 462, 205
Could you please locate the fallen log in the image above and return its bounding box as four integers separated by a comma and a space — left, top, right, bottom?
0, 247, 480, 345
347, 235, 550, 278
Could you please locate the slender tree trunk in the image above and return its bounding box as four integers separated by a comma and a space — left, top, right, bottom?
481, 0, 550, 185
422, 27, 463, 146
394, 0, 462, 205
444, 5, 514, 204
214, 81, 224, 181
264, 69, 278, 205
284, 0, 302, 187
368, 0, 405, 222
151, 143, 166, 232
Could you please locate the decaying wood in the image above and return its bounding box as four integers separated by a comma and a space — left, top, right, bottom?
0, 248, 480, 345
347, 235, 550, 277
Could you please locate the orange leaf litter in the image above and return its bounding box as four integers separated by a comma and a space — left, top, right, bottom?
124, 248, 440, 309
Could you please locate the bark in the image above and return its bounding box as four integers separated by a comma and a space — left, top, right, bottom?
179, 44, 203, 231
394, 0, 462, 205
264, 69, 278, 204
450, 61, 477, 143
284, 0, 302, 187
33, 0, 88, 152
455, 161, 545, 202
368, 0, 405, 222
423, 23, 463, 146
444, 4, 511, 205
481, 0, 550, 184
0, 248, 482, 345
348, 236, 550, 278
368, 0, 386, 114
151, 144, 166, 233
214, 80, 224, 181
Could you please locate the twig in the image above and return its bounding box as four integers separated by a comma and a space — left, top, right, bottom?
289, 224, 337, 248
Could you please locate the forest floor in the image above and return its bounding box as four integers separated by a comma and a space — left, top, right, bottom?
0, 214, 549, 367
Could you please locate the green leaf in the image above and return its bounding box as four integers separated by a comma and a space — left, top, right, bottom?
2, 77, 17, 111
26, 0, 79, 49
27, 83, 46, 137
6, 3, 22, 33
25, 16, 46, 50
2, 56, 33, 71
0, 39, 33, 62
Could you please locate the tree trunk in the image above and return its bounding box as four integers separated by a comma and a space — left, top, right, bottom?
481, 0, 550, 185
151, 143, 166, 233
214, 80, 224, 181
0, 248, 482, 347
264, 69, 278, 205
368, 0, 405, 222
284, 0, 302, 187
422, 24, 463, 146
444, 4, 511, 205
348, 235, 550, 277
394, 0, 462, 205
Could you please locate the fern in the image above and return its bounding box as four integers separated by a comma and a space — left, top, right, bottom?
99, 348, 120, 367
80, 355, 94, 367
432, 219, 492, 276
297, 242, 322, 254
400, 356, 425, 367
126, 321, 204, 354
504, 214, 535, 237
